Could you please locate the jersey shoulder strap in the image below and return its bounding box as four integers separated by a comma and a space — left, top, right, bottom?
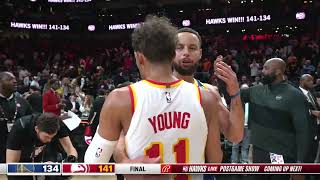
195, 79, 209, 90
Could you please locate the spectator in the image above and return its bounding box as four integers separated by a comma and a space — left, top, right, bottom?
250, 59, 260, 79
301, 60, 316, 75
65, 93, 81, 116
30, 76, 40, 90
18, 67, 29, 81
80, 95, 93, 118
42, 79, 65, 116
252, 76, 263, 86
25, 86, 42, 113
87, 89, 106, 135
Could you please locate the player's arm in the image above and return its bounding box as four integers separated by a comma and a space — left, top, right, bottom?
59, 136, 78, 159
213, 57, 244, 143
113, 131, 129, 163
6, 117, 25, 163
202, 89, 223, 163
84, 88, 127, 163
113, 131, 160, 163
6, 150, 21, 163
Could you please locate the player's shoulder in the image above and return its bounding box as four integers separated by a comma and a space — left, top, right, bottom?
196, 81, 220, 98
199, 85, 220, 107
106, 86, 131, 108
108, 86, 130, 99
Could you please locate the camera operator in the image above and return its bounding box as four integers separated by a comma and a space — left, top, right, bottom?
6, 113, 77, 165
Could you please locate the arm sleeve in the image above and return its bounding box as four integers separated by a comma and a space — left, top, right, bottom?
57, 121, 70, 138
290, 93, 312, 162
7, 119, 25, 150
42, 93, 59, 112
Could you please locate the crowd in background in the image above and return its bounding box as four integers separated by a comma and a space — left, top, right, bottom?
0, 33, 319, 95
0, 32, 319, 162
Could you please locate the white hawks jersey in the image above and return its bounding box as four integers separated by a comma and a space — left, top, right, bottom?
125, 79, 208, 180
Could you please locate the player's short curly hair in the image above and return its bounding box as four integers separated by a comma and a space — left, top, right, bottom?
131, 15, 178, 64
36, 113, 60, 135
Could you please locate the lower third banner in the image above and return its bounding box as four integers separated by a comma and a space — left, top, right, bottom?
159, 164, 320, 174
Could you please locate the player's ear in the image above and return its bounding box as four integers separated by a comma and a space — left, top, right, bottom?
134, 52, 145, 66
199, 48, 203, 59
34, 126, 39, 133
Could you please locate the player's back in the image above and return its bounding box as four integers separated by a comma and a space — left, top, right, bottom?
125, 79, 207, 165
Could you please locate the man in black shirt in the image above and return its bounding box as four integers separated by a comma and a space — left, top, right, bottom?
216, 58, 312, 180
299, 74, 320, 162
6, 113, 77, 163
88, 89, 107, 135
0, 72, 33, 163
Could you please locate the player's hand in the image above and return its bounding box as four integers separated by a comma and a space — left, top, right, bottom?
64, 155, 77, 163
214, 55, 240, 96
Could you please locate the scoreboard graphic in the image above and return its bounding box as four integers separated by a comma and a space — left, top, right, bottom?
62, 163, 115, 175
3, 163, 320, 175
7, 163, 61, 175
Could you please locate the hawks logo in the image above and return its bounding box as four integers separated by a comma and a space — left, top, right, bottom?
71, 164, 90, 173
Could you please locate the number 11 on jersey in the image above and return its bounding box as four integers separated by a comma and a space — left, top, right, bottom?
145, 138, 190, 180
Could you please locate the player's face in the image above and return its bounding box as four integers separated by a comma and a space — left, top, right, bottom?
173, 32, 202, 76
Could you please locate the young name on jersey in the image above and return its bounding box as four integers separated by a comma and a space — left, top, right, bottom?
148, 111, 190, 134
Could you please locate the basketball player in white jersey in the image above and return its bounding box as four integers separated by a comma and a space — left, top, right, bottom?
84, 15, 222, 173
113, 28, 244, 166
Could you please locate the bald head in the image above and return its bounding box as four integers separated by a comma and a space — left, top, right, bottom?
301, 74, 313, 81
266, 58, 286, 73
300, 74, 314, 90
0, 71, 15, 81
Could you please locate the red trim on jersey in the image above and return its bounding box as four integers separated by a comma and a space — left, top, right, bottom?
197, 85, 203, 106
128, 85, 135, 115
145, 79, 182, 86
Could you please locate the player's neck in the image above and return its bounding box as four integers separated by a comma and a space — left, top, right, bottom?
145, 64, 177, 83
173, 71, 194, 83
